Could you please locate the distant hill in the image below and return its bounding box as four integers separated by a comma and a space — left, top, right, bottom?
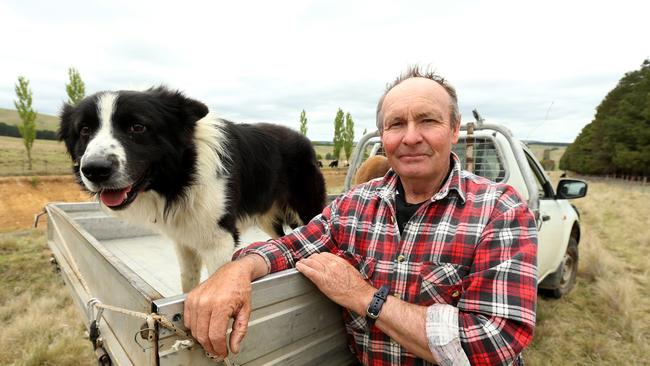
0, 108, 59, 132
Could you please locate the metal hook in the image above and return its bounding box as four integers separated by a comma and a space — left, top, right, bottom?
134, 328, 156, 351
87, 298, 100, 324
33, 208, 47, 228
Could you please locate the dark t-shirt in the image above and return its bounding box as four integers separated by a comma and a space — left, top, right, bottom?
395, 179, 427, 234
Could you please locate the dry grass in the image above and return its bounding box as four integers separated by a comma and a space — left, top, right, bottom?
0, 136, 74, 176
0, 230, 94, 366
524, 180, 650, 365
0, 175, 648, 365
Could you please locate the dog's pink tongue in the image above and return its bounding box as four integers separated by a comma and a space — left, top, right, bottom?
100, 186, 131, 207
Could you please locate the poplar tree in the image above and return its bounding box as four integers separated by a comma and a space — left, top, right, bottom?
343, 112, 355, 161
332, 108, 345, 160
299, 109, 308, 136
14, 76, 37, 170
66, 67, 86, 105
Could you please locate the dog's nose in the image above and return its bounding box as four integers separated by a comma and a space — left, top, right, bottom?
81, 156, 117, 183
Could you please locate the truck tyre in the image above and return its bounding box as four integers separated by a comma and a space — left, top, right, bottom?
549, 237, 579, 298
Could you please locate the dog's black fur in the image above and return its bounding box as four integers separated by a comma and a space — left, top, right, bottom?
58, 87, 326, 286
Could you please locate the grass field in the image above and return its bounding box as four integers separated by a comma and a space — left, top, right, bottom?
0, 136, 73, 176
0, 176, 648, 365
0, 107, 60, 132
0, 230, 95, 365
523, 179, 650, 364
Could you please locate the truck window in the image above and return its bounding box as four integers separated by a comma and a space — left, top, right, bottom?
453, 137, 506, 182
524, 150, 555, 199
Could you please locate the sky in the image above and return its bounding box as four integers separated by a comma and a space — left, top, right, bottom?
0, 0, 648, 143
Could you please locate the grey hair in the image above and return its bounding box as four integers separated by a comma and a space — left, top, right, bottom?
375, 65, 460, 132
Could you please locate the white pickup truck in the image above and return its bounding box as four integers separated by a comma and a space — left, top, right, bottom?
44, 117, 587, 365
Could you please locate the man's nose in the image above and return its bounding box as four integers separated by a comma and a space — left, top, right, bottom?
402, 122, 422, 145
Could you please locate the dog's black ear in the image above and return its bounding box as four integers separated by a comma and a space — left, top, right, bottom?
148, 86, 209, 124
58, 102, 78, 159
58, 103, 75, 141
180, 95, 209, 124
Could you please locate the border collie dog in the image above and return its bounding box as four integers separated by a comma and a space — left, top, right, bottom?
59, 87, 326, 292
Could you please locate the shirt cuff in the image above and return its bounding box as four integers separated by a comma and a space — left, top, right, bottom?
425, 304, 470, 366
233, 241, 293, 273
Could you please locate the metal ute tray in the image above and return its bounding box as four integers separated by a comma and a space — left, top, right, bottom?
46, 201, 354, 365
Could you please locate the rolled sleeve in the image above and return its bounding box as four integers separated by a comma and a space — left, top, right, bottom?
426, 304, 470, 366
232, 199, 341, 274
233, 241, 292, 273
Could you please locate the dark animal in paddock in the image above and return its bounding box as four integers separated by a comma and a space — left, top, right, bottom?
329, 160, 339, 168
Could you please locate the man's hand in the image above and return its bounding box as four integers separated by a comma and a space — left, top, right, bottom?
295, 252, 374, 314
183, 254, 267, 358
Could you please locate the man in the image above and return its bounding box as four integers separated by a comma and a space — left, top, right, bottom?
184, 66, 538, 365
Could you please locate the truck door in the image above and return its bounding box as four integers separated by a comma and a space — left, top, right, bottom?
523, 149, 565, 280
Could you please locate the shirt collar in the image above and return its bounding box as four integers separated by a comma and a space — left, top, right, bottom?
377, 152, 466, 204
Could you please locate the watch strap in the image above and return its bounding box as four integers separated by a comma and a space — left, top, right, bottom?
366, 285, 390, 325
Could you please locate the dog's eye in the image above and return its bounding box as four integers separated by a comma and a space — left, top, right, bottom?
128, 124, 147, 134
80, 126, 91, 136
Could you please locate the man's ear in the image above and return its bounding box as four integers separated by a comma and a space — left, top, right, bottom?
451, 115, 461, 144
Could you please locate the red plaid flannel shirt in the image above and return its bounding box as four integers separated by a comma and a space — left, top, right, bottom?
235, 154, 538, 366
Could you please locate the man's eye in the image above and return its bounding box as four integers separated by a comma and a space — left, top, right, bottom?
128, 124, 147, 134
80, 126, 91, 136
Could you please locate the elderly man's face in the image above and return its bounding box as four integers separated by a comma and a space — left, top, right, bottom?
380, 77, 459, 184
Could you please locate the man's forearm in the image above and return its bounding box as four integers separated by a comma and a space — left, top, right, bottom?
373, 296, 438, 363
349, 287, 471, 365
346, 287, 436, 362
237, 253, 270, 281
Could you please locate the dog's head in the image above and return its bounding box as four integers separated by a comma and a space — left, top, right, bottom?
59, 86, 208, 210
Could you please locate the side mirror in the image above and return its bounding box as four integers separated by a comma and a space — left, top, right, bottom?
556, 179, 588, 199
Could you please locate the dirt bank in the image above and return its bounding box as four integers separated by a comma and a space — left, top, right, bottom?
0, 176, 91, 232
0, 170, 347, 232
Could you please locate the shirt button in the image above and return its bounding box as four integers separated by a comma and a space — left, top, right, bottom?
396, 254, 406, 263
451, 290, 461, 298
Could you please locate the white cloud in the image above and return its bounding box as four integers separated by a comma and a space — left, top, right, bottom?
0, 0, 648, 141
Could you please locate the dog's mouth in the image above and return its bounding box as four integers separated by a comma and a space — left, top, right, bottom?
97, 176, 148, 210
99, 186, 135, 209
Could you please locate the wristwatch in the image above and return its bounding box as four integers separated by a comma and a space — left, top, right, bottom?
366, 285, 390, 325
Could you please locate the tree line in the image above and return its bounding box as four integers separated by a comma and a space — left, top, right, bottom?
560, 59, 650, 176
0, 121, 57, 140
11, 68, 85, 170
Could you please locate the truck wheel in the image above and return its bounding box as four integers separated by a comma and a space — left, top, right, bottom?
549, 237, 578, 298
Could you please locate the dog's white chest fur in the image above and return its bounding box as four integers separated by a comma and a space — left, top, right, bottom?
104, 114, 240, 291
